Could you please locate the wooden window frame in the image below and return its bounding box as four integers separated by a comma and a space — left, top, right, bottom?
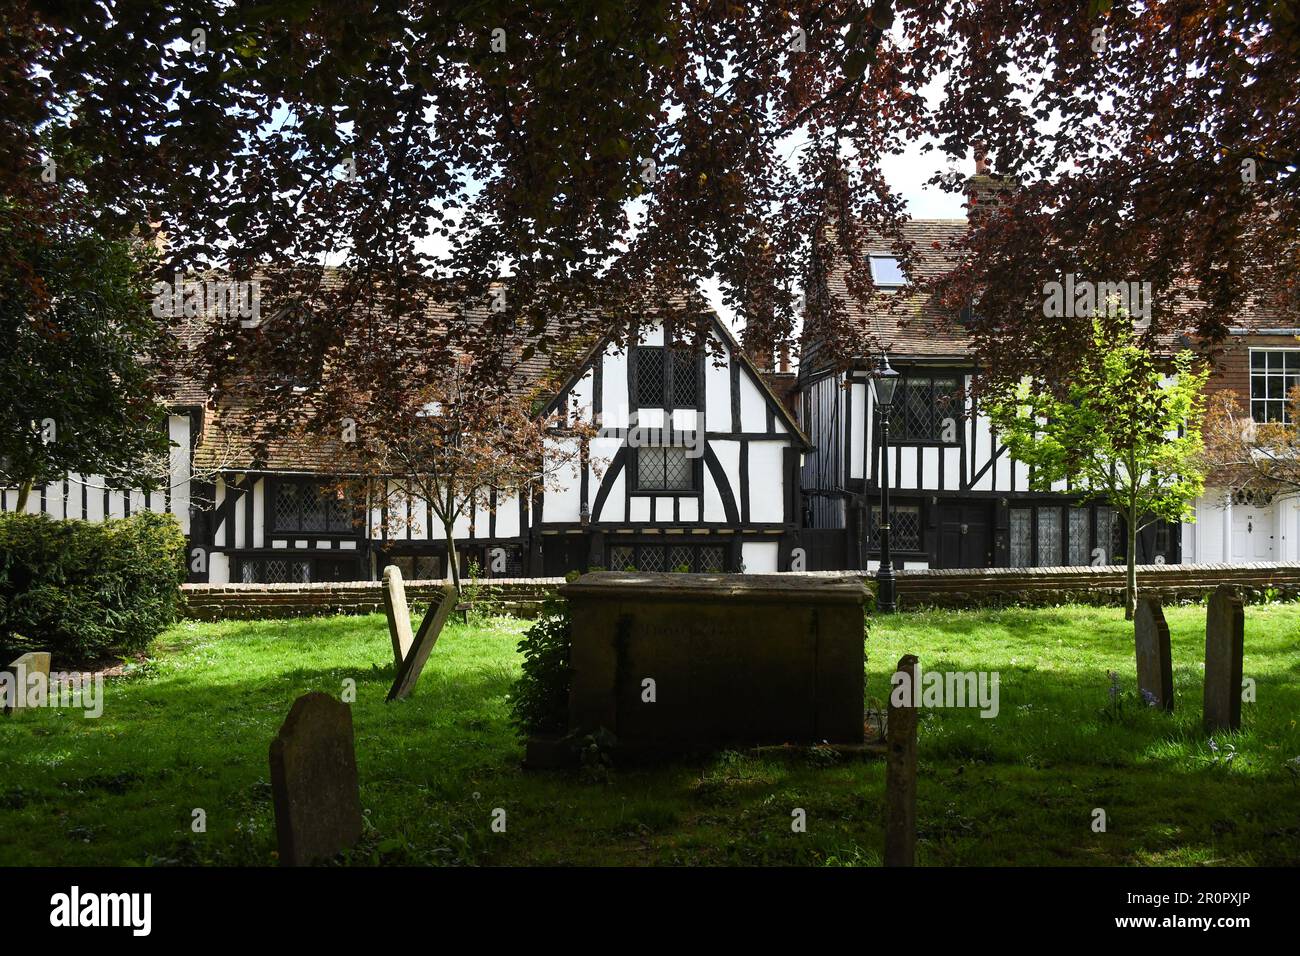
632, 345, 702, 411
631, 445, 702, 496
1249, 347, 1300, 424
268, 477, 356, 535
889, 373, 964, 447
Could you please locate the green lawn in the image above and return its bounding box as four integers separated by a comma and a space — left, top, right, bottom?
2, 602, 1299, 866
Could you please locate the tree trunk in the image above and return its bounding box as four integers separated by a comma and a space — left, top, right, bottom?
15, 479, 33, 512
443, 519, 462, 598
1125, 500, 1139, 620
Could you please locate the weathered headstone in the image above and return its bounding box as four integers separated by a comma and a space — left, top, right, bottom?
1204, 584, 1245, 733
1134, 596, 1174, 712
563, 572, 865, 747
381, 565, 415, 666
2, 652, 51, 716
386, 583, 457, 702
269, 692, 363, 866
885, 654, 918, 867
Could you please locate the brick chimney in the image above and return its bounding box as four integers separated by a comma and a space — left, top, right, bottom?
965, 144, 1007, 222
743, 328, 774, 371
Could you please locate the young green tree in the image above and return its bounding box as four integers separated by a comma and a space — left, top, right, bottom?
986, 315, 1209, 618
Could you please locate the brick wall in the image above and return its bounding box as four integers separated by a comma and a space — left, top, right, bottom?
181, 578, 559, 621
180, 563, 1300, 620
890, 561, 1300, 608
1202, 332, 1299, 409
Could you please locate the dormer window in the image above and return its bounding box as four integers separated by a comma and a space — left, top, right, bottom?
869, 255, 907, 289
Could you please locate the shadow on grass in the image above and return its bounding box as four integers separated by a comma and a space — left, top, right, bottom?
3, 606, 1300, 866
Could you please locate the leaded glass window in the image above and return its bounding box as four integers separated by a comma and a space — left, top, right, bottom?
393, 555, 441, 580
605, 542, 728, 573
635, 348, 666, 406
1037, 507, 1063, 566
699, 546, 725, 572
273, 481, 353, 533
1095, 507, 1116, 565
1068, 507, 1090, 565
668, 545, 693, 571
636, 447, 694, 492
672, 350, 698, 408
894, 377, 960, 442
870, 504, 921, 551
634, 346, 700, 409
241, 559, 311, 583
1010, 508, 1032, 567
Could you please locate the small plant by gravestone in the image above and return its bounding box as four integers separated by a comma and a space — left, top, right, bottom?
510, 584, 574, 737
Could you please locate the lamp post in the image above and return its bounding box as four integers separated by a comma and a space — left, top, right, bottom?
869, 354, 901, 613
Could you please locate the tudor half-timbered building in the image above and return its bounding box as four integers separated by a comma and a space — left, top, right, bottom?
533, 312, 810, 576
796, 201, 1179, 573
0, 294, 808, 584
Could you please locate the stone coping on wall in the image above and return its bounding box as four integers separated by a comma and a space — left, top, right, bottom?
561, 571, 868, 604
892, 561, 1300, 579
180, 562, 1300, 620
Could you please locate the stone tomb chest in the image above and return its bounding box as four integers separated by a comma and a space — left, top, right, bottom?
563, 571, 866, 748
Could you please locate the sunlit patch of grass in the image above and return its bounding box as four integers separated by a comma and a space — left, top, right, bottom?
2, 603, 1299, 865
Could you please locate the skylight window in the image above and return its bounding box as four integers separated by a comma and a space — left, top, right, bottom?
869, 255, 907, 288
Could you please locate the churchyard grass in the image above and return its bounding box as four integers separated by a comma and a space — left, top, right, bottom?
2, 603, 1298, 866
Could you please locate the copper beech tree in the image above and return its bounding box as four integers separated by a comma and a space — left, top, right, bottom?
3, 1, 1297, 449
329, 355, 595, 595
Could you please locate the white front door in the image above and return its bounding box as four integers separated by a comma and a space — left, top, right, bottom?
1231, 504, 1275, 562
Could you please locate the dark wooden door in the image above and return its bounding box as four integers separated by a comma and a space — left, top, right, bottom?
314, 557, 362, 582
542, 535, 589, 577
938, 502, 993, 568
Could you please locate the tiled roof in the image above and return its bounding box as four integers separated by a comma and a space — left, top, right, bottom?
801, 218, 971, 374
801, 211, 1297, 377
181, 275, 726, 473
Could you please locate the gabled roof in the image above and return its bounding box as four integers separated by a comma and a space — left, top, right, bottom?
183, 276, 808, 473
538, 303, 812, 449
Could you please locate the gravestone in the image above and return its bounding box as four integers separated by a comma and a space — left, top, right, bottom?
563, 572, 865, 748
1204, 584, 1245, 733
1134, 597, 1174, 712
387, 583, 457, 702
269, 692, 363, 866
381, 565, 415, 666
885, 654, 918, 867
2, 652, 51, 716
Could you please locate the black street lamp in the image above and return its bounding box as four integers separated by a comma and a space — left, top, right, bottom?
869, 353, 901, 613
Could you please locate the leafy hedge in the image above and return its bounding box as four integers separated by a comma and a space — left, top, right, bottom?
510, 585, 574, 737
0, 510, 187, 661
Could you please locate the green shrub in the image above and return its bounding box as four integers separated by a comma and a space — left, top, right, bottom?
510, 589, 573, 737
0, 510, 186, 661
